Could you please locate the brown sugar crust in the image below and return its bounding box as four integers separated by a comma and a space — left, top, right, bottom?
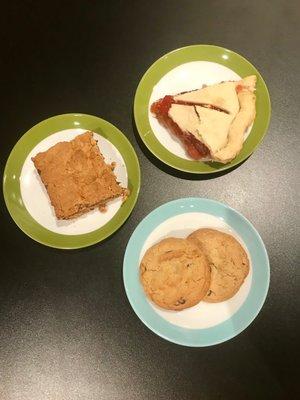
32, 131, 126, 219
188, 229, 249, 302
140, 238, 211, 311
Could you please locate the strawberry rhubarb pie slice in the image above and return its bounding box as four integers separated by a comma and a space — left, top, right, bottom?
150, 75, 257, 164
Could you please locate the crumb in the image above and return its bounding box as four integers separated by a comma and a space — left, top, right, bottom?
122, 188, 130, 203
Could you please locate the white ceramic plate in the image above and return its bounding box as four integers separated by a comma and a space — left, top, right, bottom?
123, 198, 270, 346
3, 113, 141, 248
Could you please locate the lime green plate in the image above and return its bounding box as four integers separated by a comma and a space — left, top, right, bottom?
3, 114, 140, 249
134, 45, 271, 174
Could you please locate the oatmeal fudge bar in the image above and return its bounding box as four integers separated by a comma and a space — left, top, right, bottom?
32, 131, 126, 219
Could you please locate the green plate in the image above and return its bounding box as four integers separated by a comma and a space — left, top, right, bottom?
3, 114, 140, 249
134, 45, 271, 174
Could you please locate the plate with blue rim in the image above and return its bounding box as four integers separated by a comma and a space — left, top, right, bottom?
123, 198, 269, 346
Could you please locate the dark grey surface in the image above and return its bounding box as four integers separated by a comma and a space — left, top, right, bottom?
0, 1, 299, 399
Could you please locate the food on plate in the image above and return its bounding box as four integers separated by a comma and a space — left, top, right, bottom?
188, 229, 249, 302
140, 229, 250, 310
140, 238, 211, 310
32, 131, 127, 219
151, 75, 256, 163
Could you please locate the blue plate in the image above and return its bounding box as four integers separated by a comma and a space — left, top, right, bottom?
123, 198, 270, 347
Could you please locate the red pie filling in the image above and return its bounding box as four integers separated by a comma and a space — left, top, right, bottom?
151, 96, 211, 160
236, 84, 245, 93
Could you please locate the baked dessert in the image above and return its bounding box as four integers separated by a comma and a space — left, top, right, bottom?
151, 75, 256, 163
140, 238, 211, 310
32, 131, 127, 219
188, 229, 249, 302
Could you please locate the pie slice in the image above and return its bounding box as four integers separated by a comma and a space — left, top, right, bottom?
32, 131, 127, 219
151, 75, 256, 163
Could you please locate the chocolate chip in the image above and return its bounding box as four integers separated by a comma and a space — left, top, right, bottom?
175, 297, 186, 306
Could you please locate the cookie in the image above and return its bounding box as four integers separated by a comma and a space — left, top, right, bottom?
140, 237, 211, 311
188, 229, 249, 302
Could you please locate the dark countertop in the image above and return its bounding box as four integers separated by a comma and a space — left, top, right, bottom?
0, 1, 299, 399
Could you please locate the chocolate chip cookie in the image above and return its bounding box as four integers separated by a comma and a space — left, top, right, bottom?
188, 229, 249, 302
140, 237, 211, 310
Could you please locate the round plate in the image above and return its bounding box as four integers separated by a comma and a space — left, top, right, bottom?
123, 198, 270, 346
3, 114, 140, 249
134, 45, 271, 174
